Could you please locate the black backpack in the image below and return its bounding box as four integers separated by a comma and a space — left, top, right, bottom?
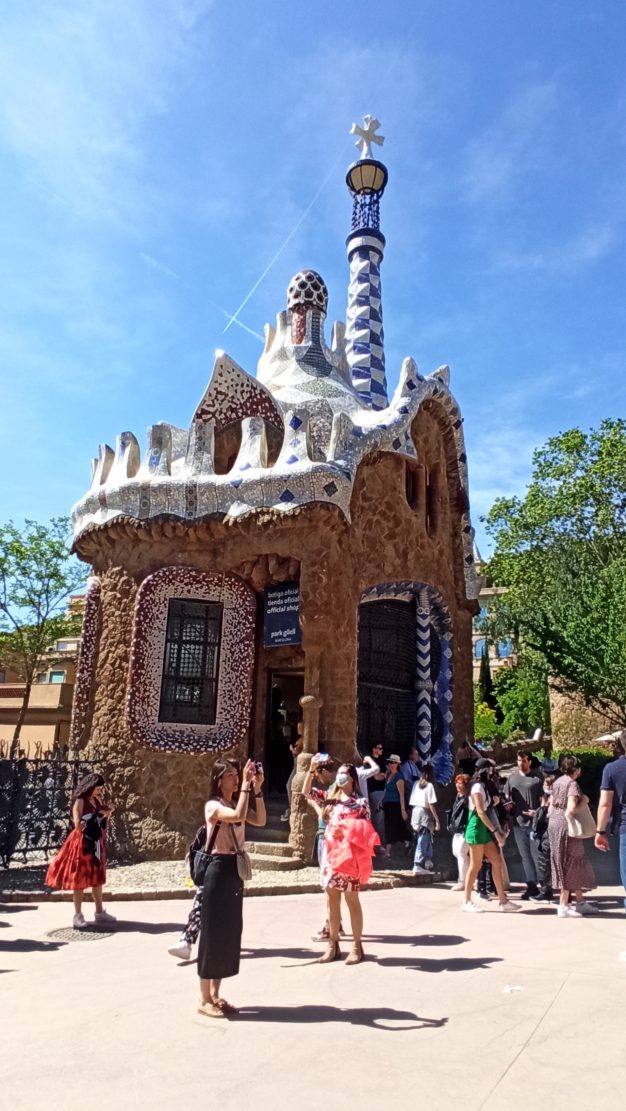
189, 822, 220, 887
447, 795, 469, 835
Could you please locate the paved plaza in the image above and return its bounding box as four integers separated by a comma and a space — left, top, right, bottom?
2, 883, 626, 1111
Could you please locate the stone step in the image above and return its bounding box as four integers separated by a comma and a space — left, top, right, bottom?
246, 841, 295, 857
247, 827, 290, 845
247, 853, 305, 872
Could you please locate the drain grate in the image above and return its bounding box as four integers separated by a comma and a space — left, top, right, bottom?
46, 926, 116, 943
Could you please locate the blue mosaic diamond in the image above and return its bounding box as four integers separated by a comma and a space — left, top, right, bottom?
406, 379, 417, 391
351, 427, 364, 438
323, 481, 338, 496
231, 478, 243, 489
286, 454, 299, 465
289, 415, 303, 431
279, 489, 295, 503
239, 462, 252, 471
399, 405, 409, 415
392, 438, 402, 450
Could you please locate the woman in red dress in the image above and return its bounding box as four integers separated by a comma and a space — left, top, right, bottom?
45, 773, 116, 930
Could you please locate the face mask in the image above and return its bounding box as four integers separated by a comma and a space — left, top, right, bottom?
336, 772, 350, 787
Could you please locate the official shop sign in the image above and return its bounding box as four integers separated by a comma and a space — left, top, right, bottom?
263, 582, 301, 647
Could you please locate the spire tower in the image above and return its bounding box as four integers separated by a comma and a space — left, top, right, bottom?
345, 115, 389, 410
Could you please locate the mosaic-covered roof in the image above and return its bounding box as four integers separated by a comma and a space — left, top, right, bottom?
71, 119, 479, 599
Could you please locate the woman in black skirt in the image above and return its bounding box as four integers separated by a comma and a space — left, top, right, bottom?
198, 758, 265, 1019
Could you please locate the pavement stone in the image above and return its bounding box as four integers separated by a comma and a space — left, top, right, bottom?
2, 884, 626, 1110
0, 855, 438, 901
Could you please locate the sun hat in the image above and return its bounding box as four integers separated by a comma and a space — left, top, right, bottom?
387, 754, 401, 764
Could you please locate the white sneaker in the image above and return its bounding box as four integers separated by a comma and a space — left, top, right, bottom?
424, 859, 434, 871
451, 882, 464, 891
499, 900, 522, 913
280, 810, 290, 822
168, 942, 192, 961
575, 901, 596, 916
557, 904, 582, 918
72, 912, 87, 930
461, 901, 485, 913
412, 865, 429, 875
94, 909, 117, 924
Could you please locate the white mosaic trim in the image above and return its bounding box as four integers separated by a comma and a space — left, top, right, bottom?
127, 567, 256, 753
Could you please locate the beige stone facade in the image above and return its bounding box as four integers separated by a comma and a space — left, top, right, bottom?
68, 139, 479, 861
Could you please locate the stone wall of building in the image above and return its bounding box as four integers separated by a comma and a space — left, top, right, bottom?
75, 404, 476, 860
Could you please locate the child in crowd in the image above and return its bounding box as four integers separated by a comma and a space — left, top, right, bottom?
531, 775, 554, 902
410, 764, 440, 875
302, 753, 342, 941
448, 774, 470, 890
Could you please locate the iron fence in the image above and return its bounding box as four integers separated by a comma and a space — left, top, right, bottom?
0, 749, 95, 867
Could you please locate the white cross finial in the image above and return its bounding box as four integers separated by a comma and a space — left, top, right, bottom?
350, 115, 385, 160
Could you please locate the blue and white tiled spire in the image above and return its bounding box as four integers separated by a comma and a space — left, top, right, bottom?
345, 115, 389, 410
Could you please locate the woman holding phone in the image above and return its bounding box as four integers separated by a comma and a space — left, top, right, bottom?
197, 758, 265, 1019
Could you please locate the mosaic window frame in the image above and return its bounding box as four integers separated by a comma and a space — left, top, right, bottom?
127, 567, 257, 753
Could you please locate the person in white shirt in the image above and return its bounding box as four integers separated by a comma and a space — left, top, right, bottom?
354, 751, 380, 798
461, 759, 521, 914
409, 764, 440, 875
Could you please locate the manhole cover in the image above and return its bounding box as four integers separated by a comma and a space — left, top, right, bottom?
46, 927, 116, 943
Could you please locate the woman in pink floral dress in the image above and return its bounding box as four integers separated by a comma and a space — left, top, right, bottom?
318, 764, 380, 965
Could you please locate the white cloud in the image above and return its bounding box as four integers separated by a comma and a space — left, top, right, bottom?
0, 0, 214, 228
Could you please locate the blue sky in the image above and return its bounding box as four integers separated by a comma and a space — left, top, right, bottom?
1, 0, 625, 555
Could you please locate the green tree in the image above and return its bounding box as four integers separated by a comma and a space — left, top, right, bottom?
474, 700, 498, 741
0, 518, 85, 756
493, 657, 551, 737
485, 420, 626, 726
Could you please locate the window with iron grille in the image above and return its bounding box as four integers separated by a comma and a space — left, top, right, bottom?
159, 599, 223, 724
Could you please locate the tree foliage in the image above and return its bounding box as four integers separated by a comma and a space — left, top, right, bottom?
473, 700, 498, 741
0, 518, 85, 754
492, 658, 551, 737
485, 420, 626, 726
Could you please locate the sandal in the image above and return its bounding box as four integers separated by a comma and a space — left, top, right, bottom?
214, 997, 238, 1015
197, 1002, 226, 1019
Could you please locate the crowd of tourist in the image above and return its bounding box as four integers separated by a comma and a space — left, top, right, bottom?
43, 731, 626, 1020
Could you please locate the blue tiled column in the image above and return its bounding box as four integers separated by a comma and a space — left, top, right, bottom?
345, 230, 388, 410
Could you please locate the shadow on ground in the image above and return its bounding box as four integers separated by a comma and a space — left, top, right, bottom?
229, 1004, 448, 1030
0, 938, 67, 953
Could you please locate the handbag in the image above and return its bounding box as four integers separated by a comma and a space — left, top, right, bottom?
566, 801, 597, 839
229, 824, 252, 882
189, 821, 221, 886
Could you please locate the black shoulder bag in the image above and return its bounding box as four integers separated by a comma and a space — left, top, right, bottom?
190, 821, 221, 887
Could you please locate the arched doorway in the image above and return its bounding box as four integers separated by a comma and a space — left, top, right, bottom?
357, 582, 454, 783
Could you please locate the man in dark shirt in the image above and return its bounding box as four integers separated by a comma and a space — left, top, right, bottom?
506, 750, 544, 899
596, 732, 626, 911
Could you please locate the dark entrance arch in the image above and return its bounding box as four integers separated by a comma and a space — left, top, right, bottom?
357, 582, 454, 783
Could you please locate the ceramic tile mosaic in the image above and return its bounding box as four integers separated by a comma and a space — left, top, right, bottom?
126, 567, 256, 753
361, 581, 454, 783
71, 150, 479, 602
68, 576, 102, 750
345, 233, 388, 410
